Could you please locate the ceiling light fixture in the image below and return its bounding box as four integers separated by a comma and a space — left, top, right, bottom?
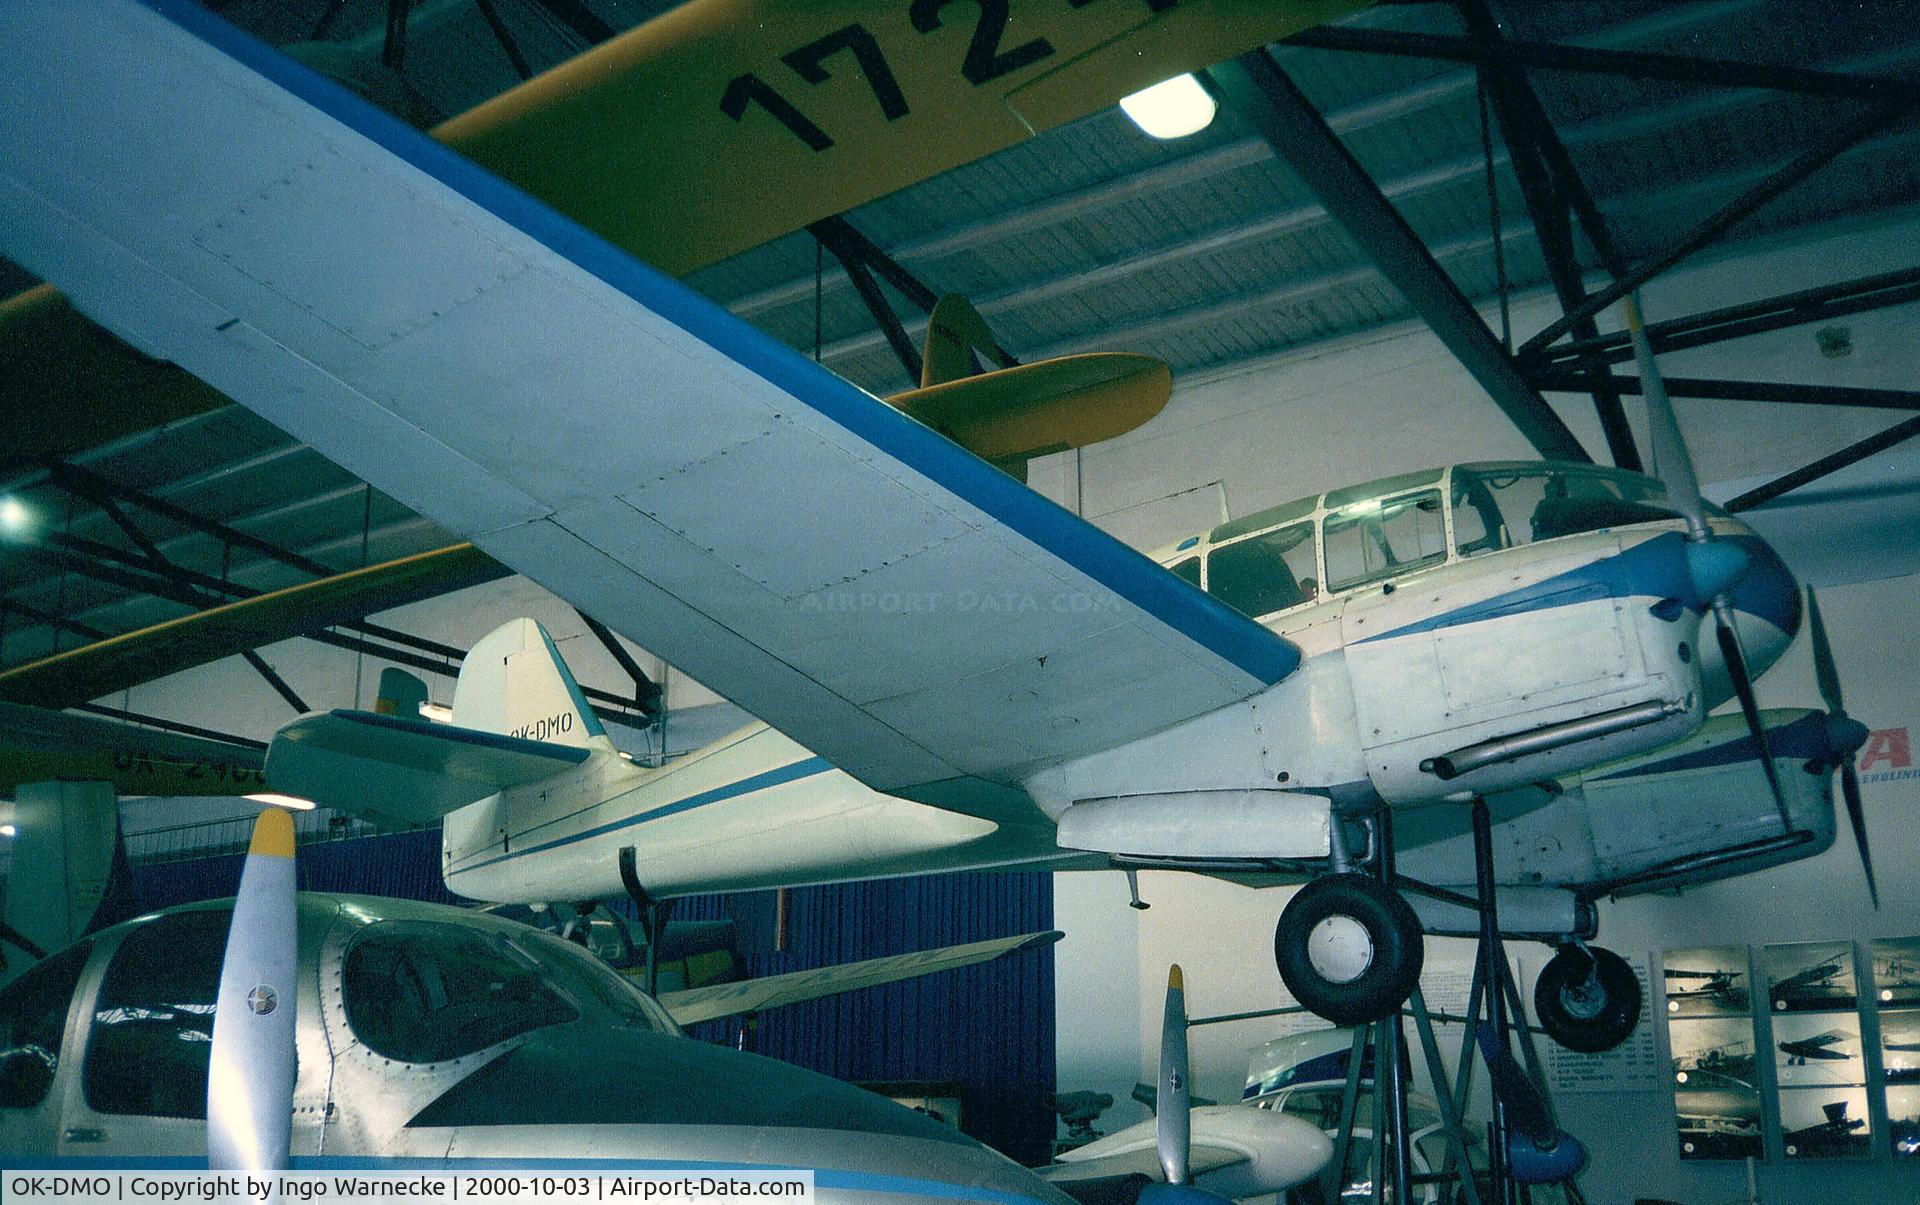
1119, 73, 1217, 140
246, 792, 317, 812
0, 496, 31, 535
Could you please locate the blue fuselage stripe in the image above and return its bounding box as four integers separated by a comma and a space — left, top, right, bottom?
1357, 532, 1798, 645
450, 756, 836, 875
137, 0, 1298, 689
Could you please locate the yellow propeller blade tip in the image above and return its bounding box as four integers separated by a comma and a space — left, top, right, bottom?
248, 807, 296, 859
1167, 964, 1184, 991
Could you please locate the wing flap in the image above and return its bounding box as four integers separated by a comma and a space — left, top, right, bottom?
267, 710, 589, 827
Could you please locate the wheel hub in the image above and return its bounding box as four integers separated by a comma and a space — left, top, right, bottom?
1558, 978, 1607, 1021
1306, 915, 1374, 984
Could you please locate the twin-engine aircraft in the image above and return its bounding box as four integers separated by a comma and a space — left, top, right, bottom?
0, 0, 1873, 1053
0, 811, 1332, 1198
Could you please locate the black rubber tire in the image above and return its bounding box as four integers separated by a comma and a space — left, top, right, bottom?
1274, 873, 1425, 1026
1534, 945, 1641, 1053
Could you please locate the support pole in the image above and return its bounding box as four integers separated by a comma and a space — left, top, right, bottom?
1472, 797, 1512, 1204
1374, 811, 1413, 1204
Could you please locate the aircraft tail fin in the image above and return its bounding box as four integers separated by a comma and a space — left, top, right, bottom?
453, 618, 609, 750
920, 293, 1016, 388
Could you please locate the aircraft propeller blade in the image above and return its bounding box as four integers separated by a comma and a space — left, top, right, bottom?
1712, 604, 1791, 829
1156, 965, 1192, 1185
1625, 293, 1790, 830
207, 808, 299, 1172
1625, 294, 1709, 540
1807, 588, 1878, 908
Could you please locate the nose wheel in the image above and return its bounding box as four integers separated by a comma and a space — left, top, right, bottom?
1533, 943, 1641, 1053
1273, 872, 1424, 1026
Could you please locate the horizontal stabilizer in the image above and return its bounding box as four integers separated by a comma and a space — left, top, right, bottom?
267, 709, 589, 828
656, 929, 1060, 1027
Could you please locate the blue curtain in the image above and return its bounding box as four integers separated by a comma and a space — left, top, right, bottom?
129, 831, 1056, 1164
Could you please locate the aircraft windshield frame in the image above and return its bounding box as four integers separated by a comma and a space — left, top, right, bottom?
1177, 462, 1697, 622
340, 919, 676, 1066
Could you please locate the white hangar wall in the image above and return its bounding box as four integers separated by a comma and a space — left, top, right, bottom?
1045, 208, 1920, 1202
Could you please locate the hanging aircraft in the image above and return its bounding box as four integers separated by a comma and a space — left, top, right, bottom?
0, 0, 1875, 1056
0, 0, 1356, 470
0, 811, 1333, 1198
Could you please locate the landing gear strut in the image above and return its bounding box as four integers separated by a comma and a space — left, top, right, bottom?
1534, 943, 1641, 1053
1273, 870, 1424, 1026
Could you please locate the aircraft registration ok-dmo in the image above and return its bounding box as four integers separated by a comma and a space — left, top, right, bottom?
0, 0, 1875, 1057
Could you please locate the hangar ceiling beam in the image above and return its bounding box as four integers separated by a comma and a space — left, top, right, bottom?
1461, 0, 1639, 470
578, 610, 662, 716
1517, 99, 1914, 359
528, 0, 617, 47
1207, 51, 1589, 463
1283, 26, 1915, 103
46, 461, 335, 579
811, 216, 945, 385
473, 0, 533, 82
1534, 375, 1920, 412
1725, 413, 1920, 514
1528, 266, 1920, 369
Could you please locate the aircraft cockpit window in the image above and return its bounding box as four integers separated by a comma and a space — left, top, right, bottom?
1207, 523, 1317, 618
84, 909, 229, 1119
0, 940, 93, 1109
343, 922, 580, 1063
1452, 467, 1679, 555
1322, 490, 1446, 593
1168, 556, 1202, 589
502, 928, 679, 1035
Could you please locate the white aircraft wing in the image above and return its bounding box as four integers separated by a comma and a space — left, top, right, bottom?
1046, 1105, 1331, 1196
656, 930, 1061, 1028
0, 1, 1299, 818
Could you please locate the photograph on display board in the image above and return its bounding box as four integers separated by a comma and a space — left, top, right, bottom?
1882, 1009, 1920, 1085
1889, 1087, 1920, 1157
1870, 938, 1920, 1008
1664, 947, 1751, 1018
1672, 1017, 1758, 1086
1772, 1013, 1866, 1087
1779, 1086, 1871, 1159
1763, 941, 1857, 1013
1671, 1016, 1762, 1160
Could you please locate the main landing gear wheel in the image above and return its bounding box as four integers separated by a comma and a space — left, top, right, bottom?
1274, 873, 1424, 1026
1534, 945, 1641, 1053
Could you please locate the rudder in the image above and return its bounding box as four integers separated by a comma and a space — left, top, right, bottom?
452, 618, 608, 749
